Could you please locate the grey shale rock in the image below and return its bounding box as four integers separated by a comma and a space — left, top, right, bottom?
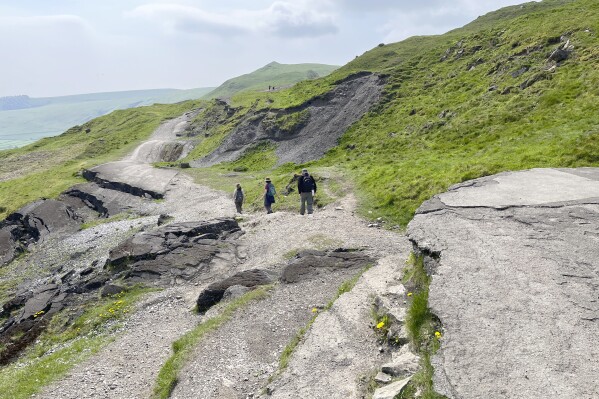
106, 219, 243, 286
0, 199, 81, 265
407, 168, 599, 399
196, 269, 276, 312
280, 249, 372, 284
221, 284, 251, 301
193, 73, 385, 167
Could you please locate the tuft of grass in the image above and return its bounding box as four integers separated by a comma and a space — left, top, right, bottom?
0, 286, 152, 399
400, 253, 446, 399
80, 213, 134, 230
152, 286, 273, 399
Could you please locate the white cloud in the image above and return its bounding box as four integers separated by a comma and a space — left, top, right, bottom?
0, 15, 97, 96
127, 1, 338, 38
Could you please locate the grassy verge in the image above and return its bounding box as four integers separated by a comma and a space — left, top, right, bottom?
398, 253, 446, 399
80, 212, 135, 229
182, 163, 343, 215
0, 286, 153, 399
152, 286, 273, 399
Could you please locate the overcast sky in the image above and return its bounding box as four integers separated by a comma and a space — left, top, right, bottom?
0, 0, 533, 97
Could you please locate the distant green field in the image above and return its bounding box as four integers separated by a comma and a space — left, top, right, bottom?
0, 88, 214, 148
0, 139, 36, 151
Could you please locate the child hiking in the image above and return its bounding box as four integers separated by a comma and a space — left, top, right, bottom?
264, 178, 277, 214
233, 183, 244, 214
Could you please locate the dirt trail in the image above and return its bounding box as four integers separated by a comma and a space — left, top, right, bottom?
34, 114, 411, 399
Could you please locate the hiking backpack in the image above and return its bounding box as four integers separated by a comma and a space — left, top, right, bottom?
302, 175, 315, 192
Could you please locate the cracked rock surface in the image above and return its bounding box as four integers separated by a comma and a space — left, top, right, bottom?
407, 167, 599, 399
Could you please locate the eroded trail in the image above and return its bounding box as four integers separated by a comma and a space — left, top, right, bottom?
31, 113, 413, 399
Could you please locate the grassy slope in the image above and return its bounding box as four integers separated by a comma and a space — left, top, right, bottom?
189, 0, 599, 226
202, 61, 339, 100
0, 88, 213, 150
0, 100, 202, 219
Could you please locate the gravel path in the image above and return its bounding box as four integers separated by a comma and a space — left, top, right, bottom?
33, 113, 411, 399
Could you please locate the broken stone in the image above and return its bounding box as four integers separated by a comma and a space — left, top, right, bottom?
372, 377, 411, 399
101, 284, 126, 298
374, 371, 393, 384
382, 351, 420, 377
197, 269, 275, 312
222, 285, 251, 301
280, 249, 372, 284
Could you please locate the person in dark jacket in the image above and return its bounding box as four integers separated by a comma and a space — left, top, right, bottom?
297, 168, 317, 215
233, 183, 244, 214
264, 178, 276, 214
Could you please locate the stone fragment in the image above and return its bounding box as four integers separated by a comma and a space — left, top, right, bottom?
197, 269, 275, 312
280, 249, 372, 284
101, 284, 126, 297
374, 372, 392, 384
382, 351, 420, 377
372, 377, 411, 399
222, 285, 251, 301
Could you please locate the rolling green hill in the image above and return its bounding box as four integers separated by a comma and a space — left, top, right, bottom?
0, 100, 202, 219
0, 88, 213, 151
183, 0, 599, 226
2, 0, 598, 227
201, 61, 339, 100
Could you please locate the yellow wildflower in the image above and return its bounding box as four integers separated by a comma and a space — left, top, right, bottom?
311, 307, 318, 313
435, 331, 442, 339
376, 321, 385, 329
407, 292, 413, 297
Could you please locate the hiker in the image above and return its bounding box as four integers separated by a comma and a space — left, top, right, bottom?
233, 183, 244, 214
297, 168, 317, 215
264, 177, 277, 214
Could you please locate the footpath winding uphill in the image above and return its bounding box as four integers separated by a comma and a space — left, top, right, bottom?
21, 113, 415, 399
4, 112, 598, 399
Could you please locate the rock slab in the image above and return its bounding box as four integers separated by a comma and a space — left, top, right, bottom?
407, 168, 599, 399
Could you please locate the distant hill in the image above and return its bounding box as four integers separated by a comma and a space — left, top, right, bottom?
202, 62, 339, 100
0, 88, 213, 150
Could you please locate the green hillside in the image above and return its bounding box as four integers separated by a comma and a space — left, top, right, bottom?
202, 61, 339, 99
0, 88, 213, 151
2, 0, 598, 228
186, 0, 599, 226
0, 100, 202, 219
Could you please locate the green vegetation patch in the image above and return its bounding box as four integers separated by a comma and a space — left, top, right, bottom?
203, 61, 338, 100
0, 101, 202, 219
398, 253, 446, 399
80, 212, 135, 230
152, 286, 273, 399
0, 287, 153, 399
230, 142, 278, 172
182, 0, 599, 227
